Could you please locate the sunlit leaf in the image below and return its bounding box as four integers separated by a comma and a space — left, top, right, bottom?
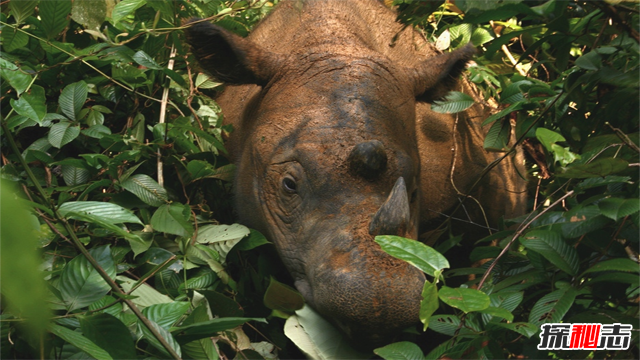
438, 286, 490, 313
431, 91, 475, 114
120, 174, 168, 206
374, 341, 424, 360
59, 201, 143, 225
375, 235, 449, 277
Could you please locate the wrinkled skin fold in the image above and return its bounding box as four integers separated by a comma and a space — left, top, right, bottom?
185, 0, 527, 347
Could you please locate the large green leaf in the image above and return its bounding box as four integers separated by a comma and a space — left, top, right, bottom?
59, 245, 116, 312
40, 0, 72, 39
59, 201, 142, 225
79, 313, 137, 360
71, 0, 108, 30
375, 235, 449, 277
63, 212, 150, 256
598, 197, 640, 221
111, 0, 146, 25
430, 91, 475, 114
151, 203, 193, 237
49, 121, 81, 148
10, 85, 46, 124
2, 27, 29, 52
483, 117, 511, 152
138, 319, 182, 358
263, 277, 305, 314
283, 305, 369, 360
142, 302, 191, 330
195, 223, 250, 263
59, 81, 88, 121
438, 286, 490, 313
557, 158, 629, 178
121, 174, 168, 206
583, 258, 640, 275
49, 323, 113, 360
428, 314, 462, 336
374, 342, 424, 360
419, 280, 439, 331
172, 317, 267, 343
519, 230, 579, 276
10, 0, 38, 24
61, 164, 90, 186
0, 57, 32, 95
132, 50, 163, 70
529, 287, 578, 326
117, 275, 173, 308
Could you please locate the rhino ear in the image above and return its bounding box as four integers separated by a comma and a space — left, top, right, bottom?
409, 43, 476, 99
184, 19, 283, 86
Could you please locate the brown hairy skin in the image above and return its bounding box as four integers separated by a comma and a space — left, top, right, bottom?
185, 0, 527, 347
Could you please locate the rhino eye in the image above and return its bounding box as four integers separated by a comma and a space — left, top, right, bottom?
282, 177, 297, 193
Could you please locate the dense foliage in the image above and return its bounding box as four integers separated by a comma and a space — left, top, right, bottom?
0, 0, 638, 359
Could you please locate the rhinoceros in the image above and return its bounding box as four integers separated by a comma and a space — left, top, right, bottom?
185, 0, 527, 345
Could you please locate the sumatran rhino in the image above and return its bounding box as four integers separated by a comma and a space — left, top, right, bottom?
186, 0, 526, 346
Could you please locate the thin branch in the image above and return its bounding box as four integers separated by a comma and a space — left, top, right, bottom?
477, 190, 575, 290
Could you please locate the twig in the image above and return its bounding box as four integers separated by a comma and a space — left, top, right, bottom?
157, 45, 177, 187
490, 21, 527, 77
477, 190, 575, 290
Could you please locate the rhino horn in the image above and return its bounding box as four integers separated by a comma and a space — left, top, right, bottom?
369, 177, 410, 237
348, 140, 387, 180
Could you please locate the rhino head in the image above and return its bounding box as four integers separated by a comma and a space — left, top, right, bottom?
185, 20, 474, 345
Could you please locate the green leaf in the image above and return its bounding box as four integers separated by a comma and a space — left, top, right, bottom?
428, 314, 462, 336
2, 27, 29, 52
40, 0, 72, 39
438, 286, 490, 313
172, 317, 267, 342
71, 0, 107, 30
375, 235, 449, 277
482, 101, 525, 126
151, 203, 193, 237
142, 302, 191, 330
64, 212, 150, 256
79, 313, 137, 360
598, 197, 640, 221
116, 275, 173, 308
494, 322, 538, 338
111, 0, 146, 25
557, 158, 629, 178
583, 258, 640, 275
535, 127, 565, 153
59, 81, 88, 121
519, 230, 579, 276
419, 280, 439, 331
195, 223, 250, 263
430, 91, 475, 114
263, 277, 305, 314
49, 121, 81, 148
86, 108, 105, 126
477, 306, 514, 322
132, 50, 163, 70
283, 305, 369, 360
121, 174, 168, 206
61, 165, 90, 186
528, 287, 577, 326
10, 0, 38, 24
0, 57, 33, 95
575, 51, 602, 70
575, 176, 631, 191
59, 245, 116, 311
10, 85, 47, 123
59, 201, 142, 225
374, 341, 424, 360
234, 229, 271, 251
49, 323, 113, 360
483, 118, 511, 152
138, 319, 182, 358
82, 124, 111, 139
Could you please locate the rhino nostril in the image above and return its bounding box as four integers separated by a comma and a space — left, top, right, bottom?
347, 140, 387, 180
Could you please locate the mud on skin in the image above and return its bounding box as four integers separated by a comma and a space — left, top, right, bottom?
185, 0, 527, 348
